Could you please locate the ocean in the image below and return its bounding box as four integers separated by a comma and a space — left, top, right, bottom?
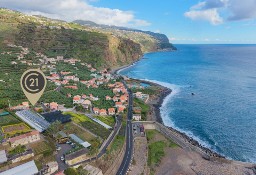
119, 44, 256, 163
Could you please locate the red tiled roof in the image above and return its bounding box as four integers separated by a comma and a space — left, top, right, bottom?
9, 130, 39, 143
108, 108, 115, 112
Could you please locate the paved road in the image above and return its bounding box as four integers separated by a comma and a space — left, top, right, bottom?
116, 82, 134, 175
71, 115, 122, 167
56, 144, 72, 171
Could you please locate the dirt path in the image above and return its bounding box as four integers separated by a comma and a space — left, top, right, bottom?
128, 137, 148, 175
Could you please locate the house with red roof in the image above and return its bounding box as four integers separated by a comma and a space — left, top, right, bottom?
99, 109, 107, 116
113, 88, 121, 94
50, 102, 58, 111
120, 95, 127, 103
73, 95, 81, 104
115, 102, 123, 108
105, 96, 112, 100
108, 84, 115, 88
118, 106, 125, 113
61, 80, 69, 85
61, 71, 71, 75
108, 108, 115, 115
113, 96, 119, 102
93, 108, 100, 115
121, 88, 128, 94
64, 86, 78, 90
64, 75, 75, 81
9, 130, 40, 147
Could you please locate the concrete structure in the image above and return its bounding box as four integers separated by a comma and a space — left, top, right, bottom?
65, 148, 89, 166
132, 114, 142, 121
84, 164, 103, 175
90, 117, 112, 130
133, 107, 142, 114
0, 160, 38, 175
9, 130, 40, 147
15, 110, 50, 132
45, 161, 58, 175
10, 149, 34, 163
0, 150, 7, 164
69, 134, 91, 148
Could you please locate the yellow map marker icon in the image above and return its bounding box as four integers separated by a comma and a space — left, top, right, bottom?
20, 69, 47, 106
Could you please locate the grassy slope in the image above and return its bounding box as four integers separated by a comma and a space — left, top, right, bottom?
0, 8, 142, 69
146, 130, 178, 173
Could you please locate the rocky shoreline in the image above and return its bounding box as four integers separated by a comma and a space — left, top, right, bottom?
133, 78, 225, 159
113, 57, 256, 166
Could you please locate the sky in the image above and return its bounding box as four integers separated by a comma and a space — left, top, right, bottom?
1, 0, 256, 44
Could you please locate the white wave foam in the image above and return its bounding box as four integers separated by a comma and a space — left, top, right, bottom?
140, 79, 215, 151
117, 62, 138, 74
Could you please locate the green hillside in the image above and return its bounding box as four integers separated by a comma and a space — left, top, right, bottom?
0, 8, 142, 68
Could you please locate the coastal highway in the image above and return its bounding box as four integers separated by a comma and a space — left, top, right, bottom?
116, 82, 134, 175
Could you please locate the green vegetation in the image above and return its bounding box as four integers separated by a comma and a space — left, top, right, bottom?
131, 86, 159, 95
0, 112, 21, 127
2, 123, 31, 138
108, 135, 125, 153
46, 121, 62, 136
95, 116, 115, 127
146, 130, 156, 140
61, 122, 101, 155
56, 62, 92, 80
64, 167, 88, 175
64, 168, 79, 175
8, 145, 26, 156
65, 112, 111, 139
133, 98, 150, 120
148, 141, 166, 166
146, 129, 178, 173
61, 83, 114, 109
30, 141, 53, 156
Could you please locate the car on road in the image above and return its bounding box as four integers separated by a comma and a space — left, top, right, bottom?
60, 156, 65, 161
66, 140, 71, 144
56, 146, 61, 151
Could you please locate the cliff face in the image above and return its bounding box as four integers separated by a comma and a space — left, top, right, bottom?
74, 20, 177, 52
14, 23, 142, 68
0, 9, 173, 69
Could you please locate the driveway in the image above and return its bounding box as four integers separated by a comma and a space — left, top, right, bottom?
56, 143, 72, 171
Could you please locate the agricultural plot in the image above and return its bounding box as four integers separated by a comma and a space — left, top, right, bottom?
0, 112, 21, 127
30, 141, 52, 155
2, 123, 31, 137
66, 112, 111, 139
95, 116, 116, 127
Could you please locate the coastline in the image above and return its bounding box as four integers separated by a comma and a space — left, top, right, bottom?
113, 57, 256, 166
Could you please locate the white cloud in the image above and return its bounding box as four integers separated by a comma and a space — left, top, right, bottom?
0, 0, 150, 27
184, 9, 223, 25
185, 0, 256, 24
227, 0, 256, 21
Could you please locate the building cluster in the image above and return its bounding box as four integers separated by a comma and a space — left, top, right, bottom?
91, 81, 129, 116
134, 91, 150, 103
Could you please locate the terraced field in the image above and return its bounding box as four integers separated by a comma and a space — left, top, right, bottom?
65, 112, 111, 139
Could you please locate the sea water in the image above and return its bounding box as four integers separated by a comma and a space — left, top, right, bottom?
119, 44, 256, 163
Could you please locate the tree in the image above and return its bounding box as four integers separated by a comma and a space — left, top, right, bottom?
77, 166, 88, 175
64, 168, 79, 175
46, 120, 62, 136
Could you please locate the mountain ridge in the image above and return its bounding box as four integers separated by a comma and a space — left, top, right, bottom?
0, 8, 176, 68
